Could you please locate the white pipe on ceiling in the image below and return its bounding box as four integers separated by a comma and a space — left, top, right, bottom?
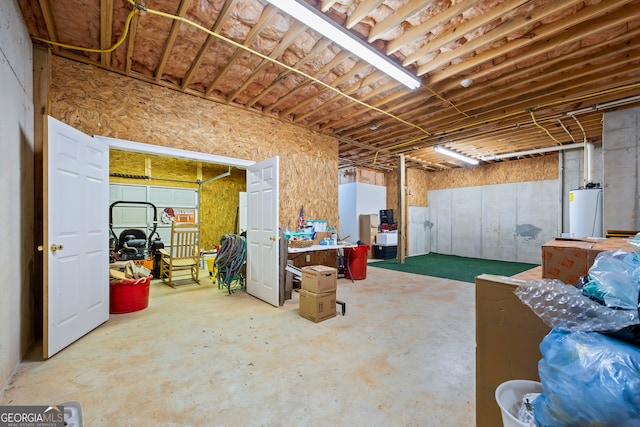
482, 141, 596, 186
480, 142, 586, 161
566, 94, 640, 116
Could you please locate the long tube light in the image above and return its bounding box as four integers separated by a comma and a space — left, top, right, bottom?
434, 145, 479, 165
264, 0, 421, 90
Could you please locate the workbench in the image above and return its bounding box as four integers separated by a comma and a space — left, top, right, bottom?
287, 243, 357, 281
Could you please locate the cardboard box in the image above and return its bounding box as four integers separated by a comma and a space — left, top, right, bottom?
312, 231, 332, 244
359, 214, 378, 259
542, 237, 632, 284
301, 265, 337, 293
475, 274, 550, 427
299, 289, 336, 323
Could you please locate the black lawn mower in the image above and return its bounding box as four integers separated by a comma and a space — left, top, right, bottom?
109, 201, 165, 276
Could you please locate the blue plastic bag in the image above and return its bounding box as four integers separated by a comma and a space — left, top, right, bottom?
585, 250, 640, 310
533, 330, 640, 426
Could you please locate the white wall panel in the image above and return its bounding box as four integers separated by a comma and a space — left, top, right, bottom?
481, 183, 517, 261
451, 187, 482, 257
428, 179, 558, 264
431, 189, 452, 255
515, 180, 557, 263
408, 206, 430, 256
602, 107, 640, 232
338, 182, 386, 243
338, 183, 358, 241
1, 0, 34, 392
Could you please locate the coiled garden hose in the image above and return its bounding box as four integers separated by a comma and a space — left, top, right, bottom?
214, 234, 246, 293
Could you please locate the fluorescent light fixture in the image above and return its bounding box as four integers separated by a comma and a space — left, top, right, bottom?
434, 145, 479, 165
264, 0, 421, 90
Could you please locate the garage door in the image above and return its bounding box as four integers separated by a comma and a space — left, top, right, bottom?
109, 184, 199, 247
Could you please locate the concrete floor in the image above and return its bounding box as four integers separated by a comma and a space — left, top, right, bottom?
0, 265, 476, 426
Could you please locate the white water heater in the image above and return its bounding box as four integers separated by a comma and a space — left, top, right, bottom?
569, 187, 603, 238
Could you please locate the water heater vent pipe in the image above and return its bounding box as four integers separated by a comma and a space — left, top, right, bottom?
584, 141, 595, 187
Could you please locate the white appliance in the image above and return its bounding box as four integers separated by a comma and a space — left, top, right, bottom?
569, 187, 603, 238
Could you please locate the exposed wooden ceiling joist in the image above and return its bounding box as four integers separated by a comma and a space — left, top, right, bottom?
17, 0, 640, 173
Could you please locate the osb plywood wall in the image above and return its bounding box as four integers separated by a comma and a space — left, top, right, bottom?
110, 150, 245, 249
390, 155, 559, 208
339, 167, 386, 186
110, 150, 197, 188
200, 165, 246, 249
49, 56, 339, 232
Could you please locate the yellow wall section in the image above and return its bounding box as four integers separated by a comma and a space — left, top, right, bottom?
110, 150, 245, 249
49, 56, 339, 234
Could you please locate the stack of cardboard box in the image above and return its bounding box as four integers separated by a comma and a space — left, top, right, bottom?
299, 265, 337, 323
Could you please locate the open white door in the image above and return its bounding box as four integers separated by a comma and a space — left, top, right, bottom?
44, 117, 110, 358
246, 156, 280, 306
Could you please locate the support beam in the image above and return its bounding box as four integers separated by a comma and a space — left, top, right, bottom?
397, 154, 406, 264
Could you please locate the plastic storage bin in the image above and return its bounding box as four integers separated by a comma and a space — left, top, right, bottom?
374, 244, 397, 259
110, 276, 151, 313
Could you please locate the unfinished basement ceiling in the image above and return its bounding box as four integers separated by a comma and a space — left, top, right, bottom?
17, 0, 640, 172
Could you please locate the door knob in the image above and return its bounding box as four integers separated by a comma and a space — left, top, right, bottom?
50, 244, 64, 253
37, 245, 44, 252
269, 236, 280, 241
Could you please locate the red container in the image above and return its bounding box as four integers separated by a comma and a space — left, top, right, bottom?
109, 276, 151, 314
345, 245, 370, 280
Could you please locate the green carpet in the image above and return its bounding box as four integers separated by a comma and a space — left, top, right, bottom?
369, 253, 539, 283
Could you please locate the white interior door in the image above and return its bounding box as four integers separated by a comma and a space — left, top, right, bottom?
44, 117, 110, 358
246, 157, 280, 306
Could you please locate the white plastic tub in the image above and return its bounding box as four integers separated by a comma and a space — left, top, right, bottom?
495, 380, 543, 427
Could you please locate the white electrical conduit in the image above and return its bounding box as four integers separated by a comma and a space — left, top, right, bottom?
480, 142, 586, 161
481, 141, 596, 186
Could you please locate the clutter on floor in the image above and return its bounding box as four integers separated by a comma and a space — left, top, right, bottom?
475, 274, 549, 427
507, 241, 640, 426
541, 237, 632, 284
109, 260, 152, 281
109, 260, 153, 314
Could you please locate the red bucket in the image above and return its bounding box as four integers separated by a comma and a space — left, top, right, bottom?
345, 244, 370, 280
109, 275, 151, 314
